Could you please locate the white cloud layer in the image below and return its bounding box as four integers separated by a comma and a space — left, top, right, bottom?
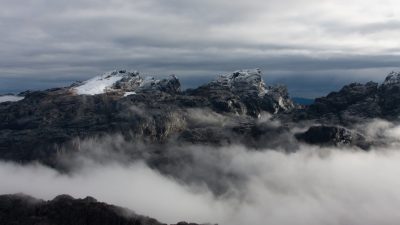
1, 120, 400, 224
2, 145, 400, 225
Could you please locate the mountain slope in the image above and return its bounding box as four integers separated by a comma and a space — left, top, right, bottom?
0, 69, 296, 164
295, 72, 400, 124
0, 194, 202, 225
1, 69, 400, 165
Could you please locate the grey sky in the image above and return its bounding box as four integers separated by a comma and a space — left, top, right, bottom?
1, 0, 399, 97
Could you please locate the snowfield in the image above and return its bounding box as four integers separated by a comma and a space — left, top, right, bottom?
73, 71, 129, 95
0, 95, 24, 103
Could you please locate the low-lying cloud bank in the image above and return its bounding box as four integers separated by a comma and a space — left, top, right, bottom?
2, 144, 400, 225
1, 119, 400, 224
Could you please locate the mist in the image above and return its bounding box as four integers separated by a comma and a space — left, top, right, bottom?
2, 123, 400, 225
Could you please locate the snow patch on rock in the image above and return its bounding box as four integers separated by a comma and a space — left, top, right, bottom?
124, 92, 136, 97
73, 70, 141, 95
0, 95, 24, 103
383, 71, 400, 85
72, 70, 180, 96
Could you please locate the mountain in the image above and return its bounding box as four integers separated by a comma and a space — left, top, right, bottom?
293, 71, 400, 124
2, 69, 400, 224
0, 69, 297, 164
2, 69, 400, 165
70, 70, 181, 96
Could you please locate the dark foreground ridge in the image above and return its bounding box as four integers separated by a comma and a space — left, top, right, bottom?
0, 194, 206, 225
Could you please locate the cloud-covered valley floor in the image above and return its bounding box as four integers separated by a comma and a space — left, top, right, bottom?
1, 132, 400, 225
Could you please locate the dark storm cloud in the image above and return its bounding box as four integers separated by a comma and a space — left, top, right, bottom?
0, 0, 399, 96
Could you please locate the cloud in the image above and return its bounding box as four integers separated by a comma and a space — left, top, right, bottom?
2, 146, 400, 225
1, 0, 400, 96
2, 120, 400, 224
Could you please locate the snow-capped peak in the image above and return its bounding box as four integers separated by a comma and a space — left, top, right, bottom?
213, 69, 267, 96
383, 71, 400, 86
72, 70, 141, 95
0, 95, 24, 103
71, 70, 180, 95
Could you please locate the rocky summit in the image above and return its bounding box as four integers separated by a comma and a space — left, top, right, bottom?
71, 70, 181, 95
295, 72, 400, 124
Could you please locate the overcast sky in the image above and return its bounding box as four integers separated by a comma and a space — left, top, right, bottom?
1, 0, 400, 97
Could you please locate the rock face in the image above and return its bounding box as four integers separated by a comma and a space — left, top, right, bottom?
139, 75, 181, 94
382, 71, 400, 85
303, 81, 380, 124
186, 69, 295, 117
210, 69, 267, 97
295, 125, 369, 149
266, 85, 295, 113
0, 194, 166, 225
296, 72, 400, 124
378, 72, 400, 119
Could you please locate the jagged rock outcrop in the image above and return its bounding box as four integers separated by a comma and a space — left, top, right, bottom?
210, 69, 267, 97
71, 70, 181, 95
382, 71, 400, 85
378, 71, 400, 119
186, 69, 295, 116
141, 75, 181, 94
295, 71, 400, 124
295, 125, 369, 149
266, 85, 295, 113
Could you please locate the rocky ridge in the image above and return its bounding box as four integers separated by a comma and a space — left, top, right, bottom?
0, 194, 205, 225
1, 69, 400, 164
297, 71, 400, 124
2, 69, 400, 224
71, 70, 181, 95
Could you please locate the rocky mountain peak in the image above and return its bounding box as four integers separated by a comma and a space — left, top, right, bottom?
266, 85, 295, 113
212, 68, 266, 97
137, 74, 181, 94
71, 70, 180, 95
382, 71, 400, 86
187, 69, 295, 116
